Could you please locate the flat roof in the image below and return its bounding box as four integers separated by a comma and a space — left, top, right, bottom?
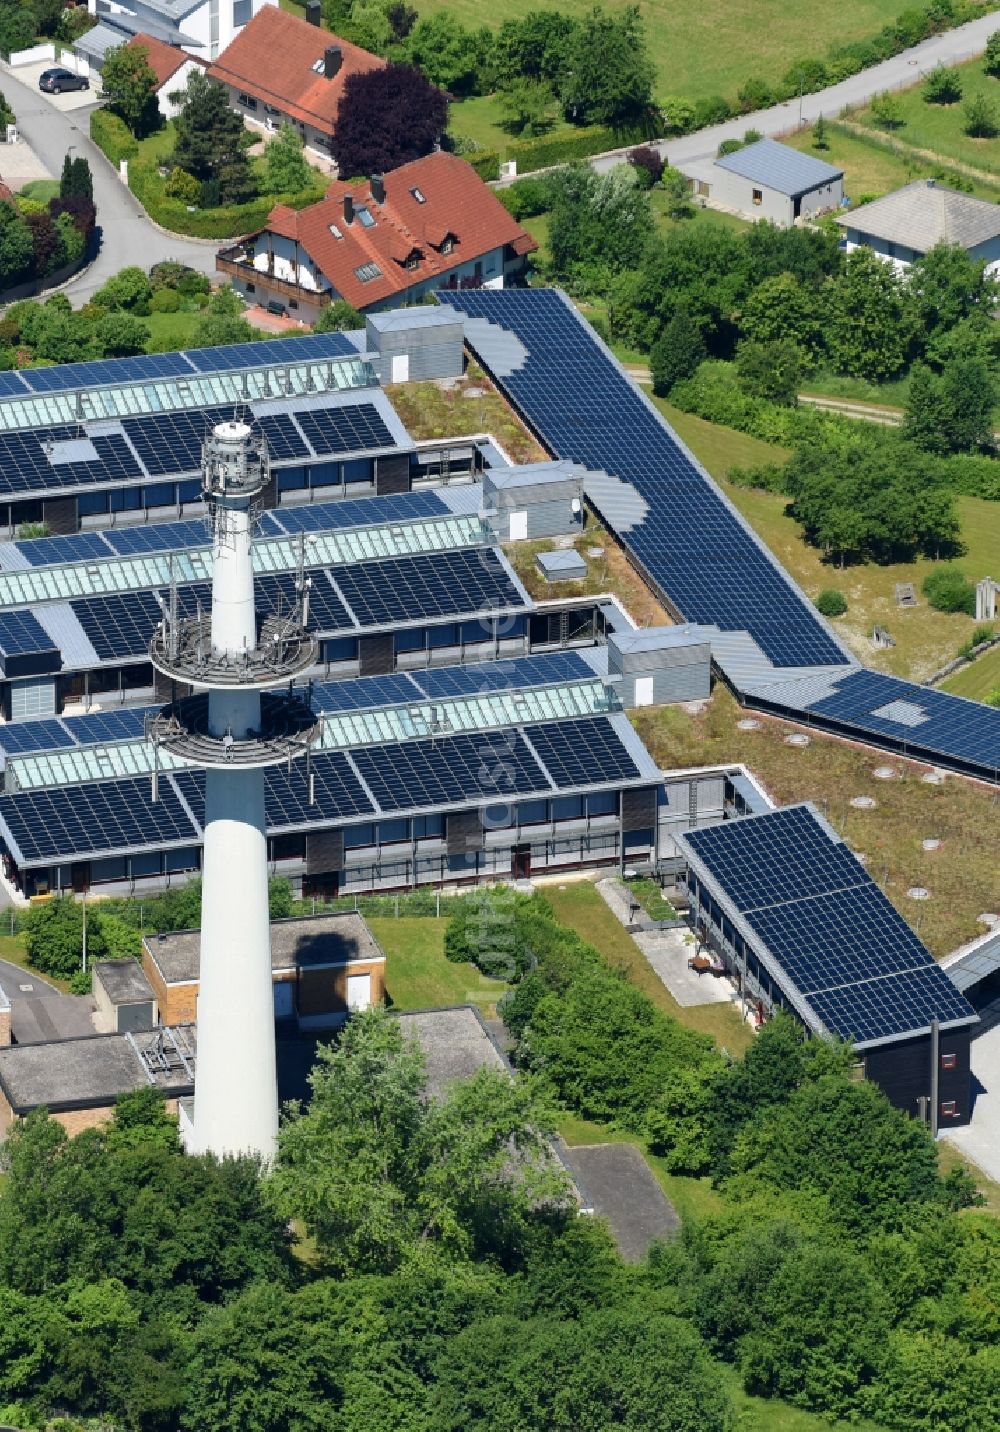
0, 1025, 194, 1113
715, 138, 843, 196
396, 1006, 507, 1099
144, 911, 384, 985
93, 959, 155, 1005
486, 460, 584, 490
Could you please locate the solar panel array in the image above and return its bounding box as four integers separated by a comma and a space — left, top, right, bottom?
293, 403, 395, 455
411, 651, 592, 698
524, 716, 640, 788
684, 805, 976, 1045
0, 776, 198, 863
446, 289, 846, 670
792, 669, 1000, 775
333, 547, 524, 627
350, 729, 548, 811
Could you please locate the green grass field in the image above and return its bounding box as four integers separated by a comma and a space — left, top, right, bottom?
854, 57, 1000, 175
784, 117, 1000, 201
942, 641, 1000, 700
369, 916, 509, 1014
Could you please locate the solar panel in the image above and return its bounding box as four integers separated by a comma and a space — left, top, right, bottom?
0, 719, 73, 756
683, 805, 977, 1046
71, 584, 209, 661
19, 352, 194, 393
171, 753, 374, 830
312, 673, 423, 714
446, 289, 846, 670
0, 776, 198, 863
256, 413, 310, 460
0, 610, 61, 676
412, 651, 592, 699
183, 330, 356, 373
123, 407, 232, 476
333, 547, 524, 628
270, 490, 446, 534
350, 729, 550, 811
256, 571, 351, 633
524, 716, 639, 788
0, 372, 28, 397
103, 521, 209, 556
17, 532, 115, 567
293, 402, 395, 456
64, 708, 150, 746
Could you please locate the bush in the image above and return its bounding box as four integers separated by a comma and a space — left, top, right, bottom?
497, 175, 552, 220
923, 64, 963, 103
149, 285, 181, 312
964, 92, 999, 137
314, 299, 362, 332
815, 588, 848, 616
627, 145, 664, 187
957, 622, 995, 657
165, 166, 201, 205
986, 29, 1000, 77
922, 564, 977, 613
90, 108, 139, 165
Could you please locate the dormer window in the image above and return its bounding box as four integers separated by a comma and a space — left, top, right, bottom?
440, 235, 454, 255
410, 186, 426, 204
405, 252, 419, 270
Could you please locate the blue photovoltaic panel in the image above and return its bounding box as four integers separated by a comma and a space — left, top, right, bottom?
103, 521, 209, 556
0, 776, 198, 863
64, 707, 150, 746
446, 289, 846, 670
312, 673, 422, 714
333, 548, 524, 628
184, 331, 356, 373
0, 372, 28, 396
0, 610, 59, 660
524, 716, 640, 788
350, 729, 550, 811
257, 571, 351, 633
292, 403, 394, 456
19, 352, 194, 394
16, 532, 116, 567
0, 719, 73, 756
412, 651, 592, 699
270, 490, 447, 534
71, 584, 209, 661
684, 805, 977, 1046
798, 669, 1000, 775
172, 754, 374, 830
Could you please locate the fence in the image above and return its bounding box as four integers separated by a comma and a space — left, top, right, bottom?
3, 42, 86, 74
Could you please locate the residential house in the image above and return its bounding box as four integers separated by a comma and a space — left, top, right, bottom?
216, 151, 538, 318
85, 0, 271, 61
206, 4, 384, 158
128, 33, 203, 117
837, 178, 1000, 272
681, 137, 844, 226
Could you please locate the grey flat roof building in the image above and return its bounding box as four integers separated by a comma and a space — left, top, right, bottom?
0, 1026, 195, 1115
715, 138, 844, 197
144, 911, 385, 986
92, 959, 156, 1005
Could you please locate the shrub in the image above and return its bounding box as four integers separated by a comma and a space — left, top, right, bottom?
165, 166, 201, 205
957, 622, 994, 658
90, 108, 139, 164
149, 285, 181, 312
870, 91, 905, 129
737, 77, 773, 112
922, 564, 976, 613
964, 92, 999, 137
717, 138, 743, 157
923, 64, 963, 103
815, 588, 848, 617
627, 144, 664, 187
497, 175, 553, 220
985, 29, 1000, 77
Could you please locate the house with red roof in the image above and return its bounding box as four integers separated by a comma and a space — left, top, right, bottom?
126, 33, 205, 119
216, 151, 537, 319
206, 5, 384, 158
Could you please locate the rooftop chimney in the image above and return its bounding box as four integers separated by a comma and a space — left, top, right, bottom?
343, 193, 354, 225
371, 173, 385, 204
305, 0, 321, 24
324, 44, 342, 79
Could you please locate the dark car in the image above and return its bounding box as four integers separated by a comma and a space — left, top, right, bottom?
38, 67, 89, 95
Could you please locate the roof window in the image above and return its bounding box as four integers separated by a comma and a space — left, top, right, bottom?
354, 262, 382, 282
311, 58, 323, 73
328, 223, 343, 239
356, 206, 375, 228
410, 186, 426, 204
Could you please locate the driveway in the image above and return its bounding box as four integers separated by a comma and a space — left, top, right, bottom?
0, 957, 96, 1043
15, 63, 97, 113
0, 64, 219, 304
943, 988, 1000, 1185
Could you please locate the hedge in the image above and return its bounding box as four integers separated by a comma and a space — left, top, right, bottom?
90, 109, 138, 165
469, 123, 653, 182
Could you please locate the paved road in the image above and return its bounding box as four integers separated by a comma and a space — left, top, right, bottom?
0, 66, 218, 304
588, 9, 1000, 174
0, 956, 96, 1044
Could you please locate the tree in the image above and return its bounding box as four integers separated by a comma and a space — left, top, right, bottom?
173, 72, 256, 206
498, 79, 555, 138
548, 164, 654, 288
264, 124, 311, 195
904, 363, 951, 453
964, 91, 999, 137
736, 337, 802, 405
910, 243, 999, 351
627, 144, 664, 187
331, 62, 447, 178
404, 13, 485, 96
870, 90, 904, 128
101, 42, 161, 138
490, 11, 579, 92
94, 312, 147, 358
986, 29, 1000, 77
923, 64, 963, 104
661, 164, 693, 218
94, 265, 152, 312
651, 304, 706, 395
314, 299, 362, 331
561, 5, 655, 127
269, 1006, 571, 1275
742, 271, 826, 365
940, 354, 997, 452
60, 153, 93, 202
0, 200, 35, 290
812, 113, 829, 148
827, 246, 914, 381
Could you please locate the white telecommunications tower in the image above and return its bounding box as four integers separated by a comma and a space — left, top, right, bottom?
148, 421, 318, 1161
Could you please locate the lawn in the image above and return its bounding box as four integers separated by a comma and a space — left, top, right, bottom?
387, 359, 545, 464
783, 117, 1000, 201
544, 880, 755, 1055
657, 401, 792, 482
943, 641, 1000, 700
624, 876, 677, 920
18, 179, 60, 203
853, 57, 1000, 177
719, 479, 1000, 683
369, 915, 509, 1014
633, 684, 1000, 956
139, 309, 210, 352
412, 0, 921, 103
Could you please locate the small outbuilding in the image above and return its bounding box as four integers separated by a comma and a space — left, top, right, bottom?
837, 178, 1000, 271
92, 959, 157, 1034
683, 138, 844, 226
485, 461, 586, 542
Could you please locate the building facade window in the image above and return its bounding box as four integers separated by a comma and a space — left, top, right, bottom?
752, 188, 763, 206
237, 92, 258, 111
940, 1100, 958, 1118
940, 1052, 958, 1070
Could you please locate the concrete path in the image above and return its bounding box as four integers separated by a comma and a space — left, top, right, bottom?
595, 876, 738, 1008
584, 10, 1000, 175
0, 956, 96, 1044
0, 65, 219, 305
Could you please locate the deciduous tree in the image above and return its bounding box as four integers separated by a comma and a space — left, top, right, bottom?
331, 62, 447, 177
101, 42, 161, 138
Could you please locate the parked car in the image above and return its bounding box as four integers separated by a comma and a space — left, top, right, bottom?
38, 68, 89, 95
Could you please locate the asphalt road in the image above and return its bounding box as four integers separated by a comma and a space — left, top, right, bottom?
0, 956, 96, 1044
0, 65, 218, 304
588, 8, 1000, 173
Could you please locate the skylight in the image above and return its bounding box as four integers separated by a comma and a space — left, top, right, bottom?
311, 58, 323, 73
354, 262, 382, 282
328, 223, 343, 239
410, 187, 426, 204
356, 206, 375, 229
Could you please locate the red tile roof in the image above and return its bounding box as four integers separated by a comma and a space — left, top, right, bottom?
206, 7, 384, 134
127, 33, 194, 91
256, 151, 537, 310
